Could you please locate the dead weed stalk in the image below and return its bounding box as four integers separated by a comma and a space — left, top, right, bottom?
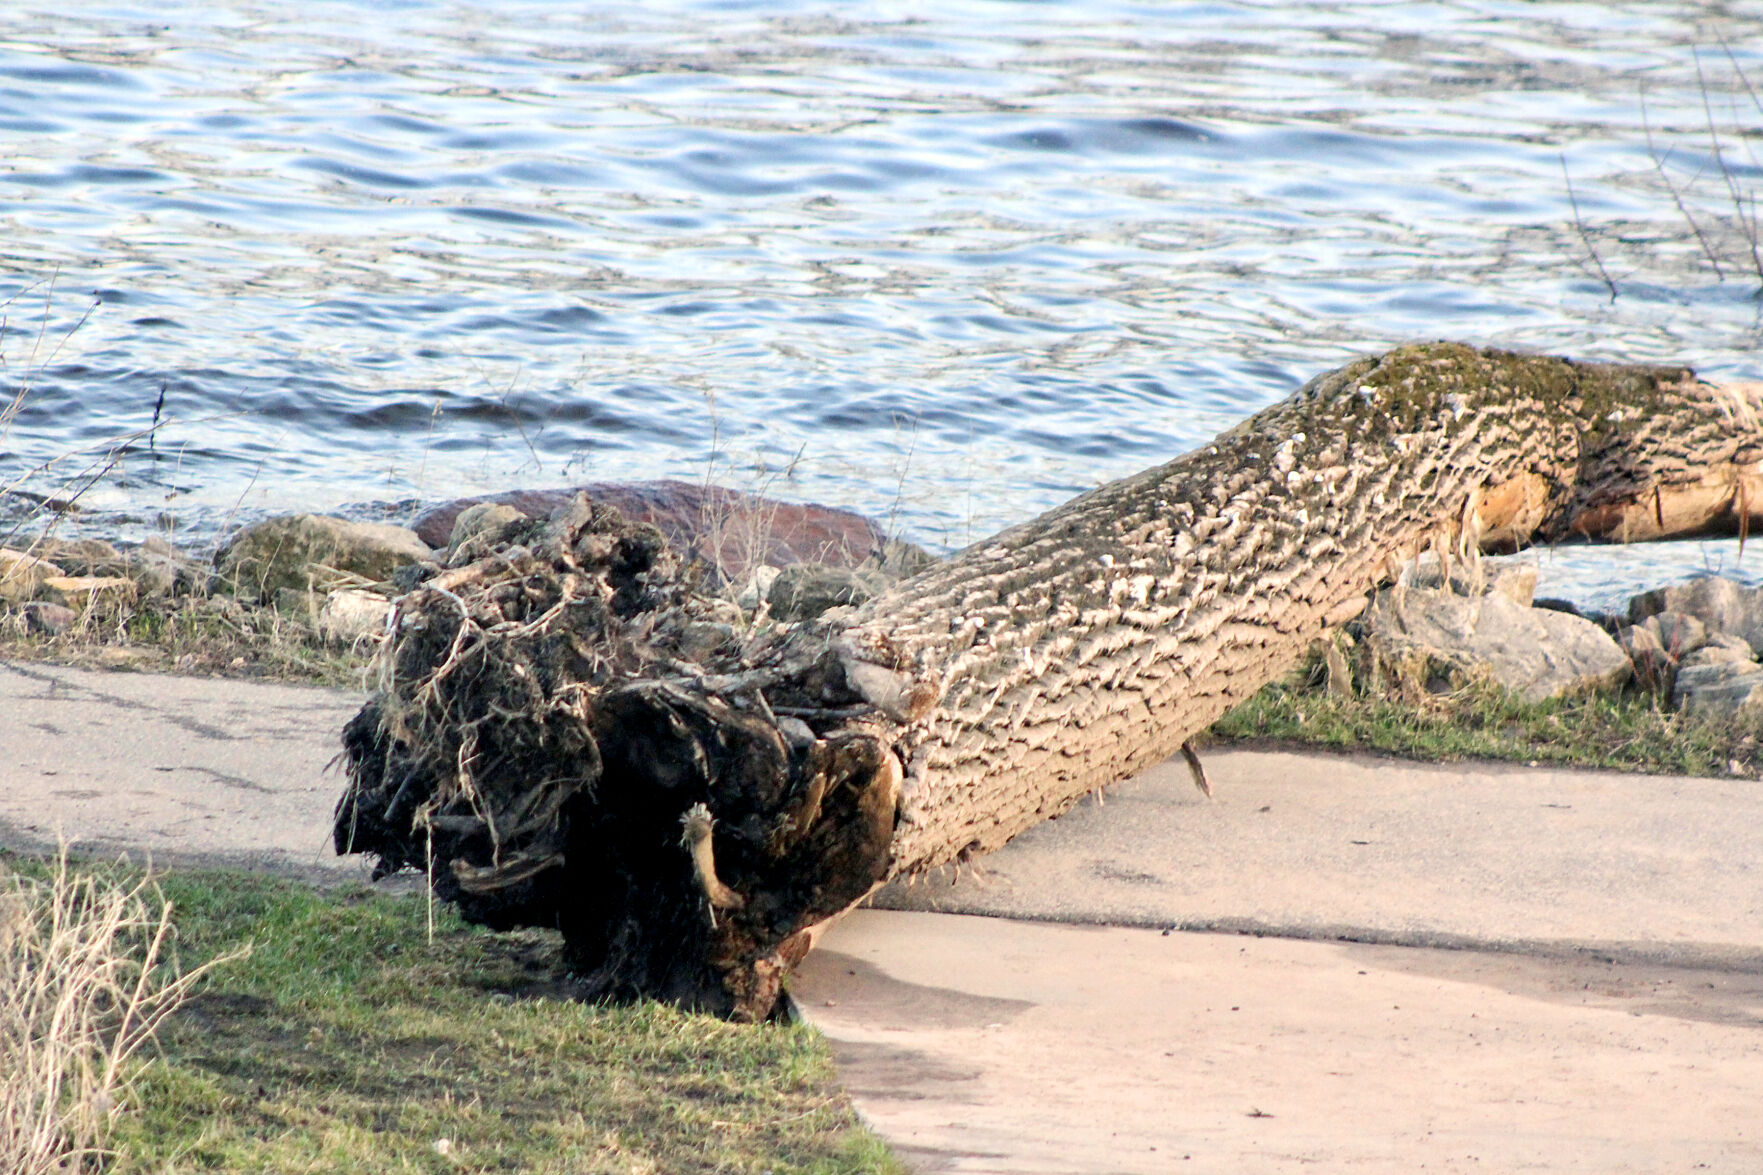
0, 847, 242, 1174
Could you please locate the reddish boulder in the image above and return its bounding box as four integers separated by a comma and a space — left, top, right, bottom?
411, 481, 896, 582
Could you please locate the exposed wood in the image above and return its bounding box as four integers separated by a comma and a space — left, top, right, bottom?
335, 343, 1763, 1019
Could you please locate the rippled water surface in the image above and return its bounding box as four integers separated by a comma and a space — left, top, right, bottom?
3, 0, 1761, 597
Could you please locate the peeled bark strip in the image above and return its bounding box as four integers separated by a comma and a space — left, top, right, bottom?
335, 343, 1763, 1019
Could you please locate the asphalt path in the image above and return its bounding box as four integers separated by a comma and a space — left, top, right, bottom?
4, 658, 1759, 1173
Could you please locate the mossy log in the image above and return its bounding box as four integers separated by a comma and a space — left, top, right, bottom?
335, 343, 1763, 1019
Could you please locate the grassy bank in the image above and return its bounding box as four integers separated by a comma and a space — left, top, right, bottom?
1210, 660, 1763, 779
1, 856, 897, 1175
0, 595, 369, 688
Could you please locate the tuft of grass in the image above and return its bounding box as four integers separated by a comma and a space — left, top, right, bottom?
0, 859, 901, 1175
1211, 659, 1763, 779
1, 849, 237, 1175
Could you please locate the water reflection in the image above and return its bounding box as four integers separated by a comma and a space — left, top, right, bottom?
0, 1, 1757, 609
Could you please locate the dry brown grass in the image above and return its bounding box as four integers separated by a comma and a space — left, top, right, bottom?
0, 848, 240, 1174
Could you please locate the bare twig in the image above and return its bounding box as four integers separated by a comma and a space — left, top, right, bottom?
1561, 155, 1617, 302
1641, 87, 1727, 280
0, 845, 245, 1175
1695, 49, 1763, 291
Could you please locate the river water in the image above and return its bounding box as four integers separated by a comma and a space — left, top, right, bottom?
2, 1, 1760, 610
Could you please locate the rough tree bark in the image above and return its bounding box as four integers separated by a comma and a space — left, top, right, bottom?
335, 342, 1763, 1019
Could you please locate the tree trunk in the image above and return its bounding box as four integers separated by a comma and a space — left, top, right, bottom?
335, 342, 1763, 1019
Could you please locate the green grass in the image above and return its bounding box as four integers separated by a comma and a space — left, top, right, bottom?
1, 858, 899, 1175
1210, 664, 1763, 779
0, 597, 371, 688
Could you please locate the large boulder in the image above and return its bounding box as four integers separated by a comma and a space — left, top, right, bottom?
410, 481, 929, 583
0, 548, 64, 603
217, 515, 433, 601
1362, 581, 1632, 702
1628, 576, 1763, 656
1673, 661, 1763, 717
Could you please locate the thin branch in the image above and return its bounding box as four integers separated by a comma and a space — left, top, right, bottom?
1696, 49, 1763, 291
1561, 154, 1617, 302
1641, 86, 1726, 280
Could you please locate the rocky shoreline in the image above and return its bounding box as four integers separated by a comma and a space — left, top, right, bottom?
3, 482, 1763, 726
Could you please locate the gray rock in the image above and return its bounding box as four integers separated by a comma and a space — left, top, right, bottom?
128, 537, 207, 597
1406, 559, 1537, 607
1363, 585, 1631, 703
444, 503, 533, 566
41, 575, 137, 610
217, 514, 433, 601
21, 601, 77, 635
318, 588, 394, 644
1628, 577, 1763, 655
1617, 623, 1675, 694
1672, 661, 1763, 717
32, 538, 123, 576
767, 563, 893, 622
735, 565, 782, 613
1680, 638, 1756, 669
1650, 610, 1707, 657
1706, 632, 1756, 661
272, 587, 322, 620
0, 549, 64, 603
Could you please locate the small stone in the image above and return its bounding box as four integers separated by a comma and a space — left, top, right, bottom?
318, 588, 394, 644
95, 646, 152, 669
767, 563, 893, 622
444, 503, 531, 566
41, 575, 138, 609
33, 538, 123, 576
22, 602, 77, 634
1650, 610, 1707, 657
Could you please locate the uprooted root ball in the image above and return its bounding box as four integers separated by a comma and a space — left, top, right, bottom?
333, 494, 900, 1018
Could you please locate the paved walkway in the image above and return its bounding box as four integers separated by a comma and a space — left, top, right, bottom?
4, 659, 1760, 1173
0, 658, 365, 879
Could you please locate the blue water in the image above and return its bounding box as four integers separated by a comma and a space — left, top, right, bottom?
1, 0, 1760, 600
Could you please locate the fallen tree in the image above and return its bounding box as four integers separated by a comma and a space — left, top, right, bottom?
335, 342, 1763, 1019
